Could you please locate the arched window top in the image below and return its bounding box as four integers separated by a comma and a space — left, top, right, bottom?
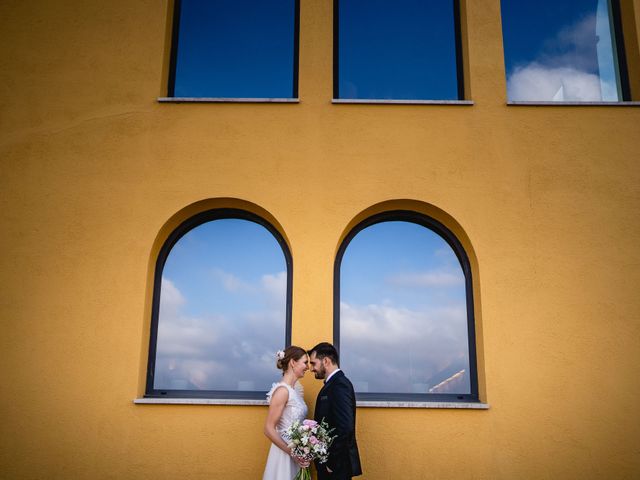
146, 208, 292, 399
336, 210, 472, 280
335, 210, 478, 402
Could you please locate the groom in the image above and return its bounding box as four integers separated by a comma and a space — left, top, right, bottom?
308, 342, 362, 479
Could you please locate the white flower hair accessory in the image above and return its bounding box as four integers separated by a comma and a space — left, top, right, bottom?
276, 350, 285, 360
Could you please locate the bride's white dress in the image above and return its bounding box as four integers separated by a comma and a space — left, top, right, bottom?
262, 381, 308, 480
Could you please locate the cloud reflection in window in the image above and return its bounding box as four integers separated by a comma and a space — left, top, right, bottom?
502, 0, 623, 101
339, 221, 471, 395
153, 219, 288, 392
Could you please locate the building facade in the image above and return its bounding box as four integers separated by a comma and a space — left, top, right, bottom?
2, 0, 640, 478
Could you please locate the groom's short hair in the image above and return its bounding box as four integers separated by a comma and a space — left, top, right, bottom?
308, 342, 339, 366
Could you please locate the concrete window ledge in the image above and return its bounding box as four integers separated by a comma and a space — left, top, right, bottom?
332, 99, 474, 105
134, 398, 269, 406
507, 101, 640, 106
157, 97, 300, 103
134, 398, 489, 409
356, 401, 489, 409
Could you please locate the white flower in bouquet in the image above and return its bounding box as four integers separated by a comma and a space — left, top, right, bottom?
284, 419, 336, 480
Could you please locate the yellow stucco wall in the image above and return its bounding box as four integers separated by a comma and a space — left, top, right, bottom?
1, 0, 639, 478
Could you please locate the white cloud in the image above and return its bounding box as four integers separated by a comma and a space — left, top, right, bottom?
211, 268, 254, 293
210, 269, 287, 300
508, 64, 611, 102
541, 14, 598, 71
339, 301, 470, 393
156, 312, 222, 358
387, 270, 463, 288
508, 12, 620, 102
160, 277, 185, 312
154, 275, 287, 391
261, 271, 287, 300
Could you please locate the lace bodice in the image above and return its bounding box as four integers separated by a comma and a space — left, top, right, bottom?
266, 381, 308, 436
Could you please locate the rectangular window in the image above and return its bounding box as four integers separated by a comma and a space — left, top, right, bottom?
501, 0, 630, 102
334, 0, 464, 101
168, 0, 299, 99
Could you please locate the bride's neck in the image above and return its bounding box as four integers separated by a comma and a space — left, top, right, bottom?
282, 370, 297, 386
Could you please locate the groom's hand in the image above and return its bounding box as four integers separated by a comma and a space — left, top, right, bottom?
326, 467, 333, 473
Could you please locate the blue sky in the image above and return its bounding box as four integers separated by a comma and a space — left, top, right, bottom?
341, 221, 464, 310
172, 0, 622, 102
173, 0, 295, 98
501, 0, 621, 101
155, 218, 470, 395
338, 0, 459, 100
340, 221, 470, 394
162, 219, 285, 318
155, 219, 287, 391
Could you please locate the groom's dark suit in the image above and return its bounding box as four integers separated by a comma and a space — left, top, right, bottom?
314, 370, 362, 479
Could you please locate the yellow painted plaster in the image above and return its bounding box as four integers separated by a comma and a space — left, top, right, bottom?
1, 0, 639, 479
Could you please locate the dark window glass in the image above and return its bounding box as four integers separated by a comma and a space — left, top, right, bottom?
501, 0, 627, 101
336, 214, 477, 401
170, 0, 298, 98
147, 211, 291, 398
336, 0, 462, 100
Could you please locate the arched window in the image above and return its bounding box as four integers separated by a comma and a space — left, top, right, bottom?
335, 211, 478, 402
145, 209, 292, 399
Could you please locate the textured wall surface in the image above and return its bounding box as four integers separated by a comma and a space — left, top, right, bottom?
1, 0, 639, 478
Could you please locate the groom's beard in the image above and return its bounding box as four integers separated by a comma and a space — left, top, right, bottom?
313, 365, 326, 380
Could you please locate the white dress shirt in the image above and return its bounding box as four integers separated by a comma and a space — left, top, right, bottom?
324, 368, 341, 384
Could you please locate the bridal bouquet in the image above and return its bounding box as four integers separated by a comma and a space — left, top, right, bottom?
285, 418, 335, 480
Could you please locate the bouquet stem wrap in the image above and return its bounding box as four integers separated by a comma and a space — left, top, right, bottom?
294, 466, 311, 480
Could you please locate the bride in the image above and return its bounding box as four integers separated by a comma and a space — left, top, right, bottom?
263, 346, 310, 480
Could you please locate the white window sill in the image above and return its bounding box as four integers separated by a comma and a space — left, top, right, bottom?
134, 397, 269, 406
507, 101, 640, 106
356, 400, 489, 409
157, 97, 299, 103
332, 99, 473, 105
134, 398, 489, 409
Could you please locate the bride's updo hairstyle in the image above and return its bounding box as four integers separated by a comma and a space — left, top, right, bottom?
276, 345, 307, 373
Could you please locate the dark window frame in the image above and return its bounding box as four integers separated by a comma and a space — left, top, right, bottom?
145, 208, 293, 399
167, 0, 301, 99
334, 210, 479, 403
610, 0, 632, 100
333, 0, 465, 100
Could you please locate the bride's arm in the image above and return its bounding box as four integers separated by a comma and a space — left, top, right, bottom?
263, 387, 292, 455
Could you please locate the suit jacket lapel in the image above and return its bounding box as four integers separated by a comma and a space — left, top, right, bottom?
317, 382, 327, 398
316, 370, 339, 402
324, 370, 344, 388
316, 370, 344, 403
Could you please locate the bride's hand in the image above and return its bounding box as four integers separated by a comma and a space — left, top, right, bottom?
292, 455, 310, 468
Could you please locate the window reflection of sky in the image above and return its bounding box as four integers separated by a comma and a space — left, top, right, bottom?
172, 0, 295, 98
340, 221, 470, 395
154, 219, 288, 391
501, 0, 622, 101
154, 218, 471, 394
338, 0, 460, 100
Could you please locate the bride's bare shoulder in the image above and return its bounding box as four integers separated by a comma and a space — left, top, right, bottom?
266, 382, 290, 403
